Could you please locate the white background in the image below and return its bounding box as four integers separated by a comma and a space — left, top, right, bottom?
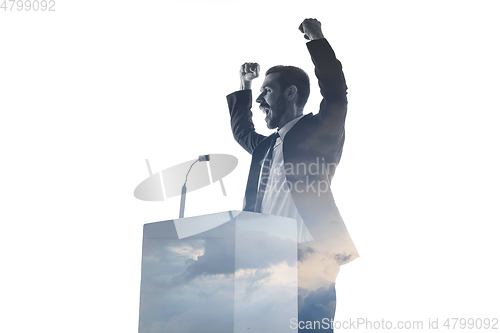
1, 0, 499, 332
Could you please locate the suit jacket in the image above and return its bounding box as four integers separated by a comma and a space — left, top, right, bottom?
227, 38, 358, 264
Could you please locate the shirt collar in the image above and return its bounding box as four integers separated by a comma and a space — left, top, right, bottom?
278, 114, 305, 140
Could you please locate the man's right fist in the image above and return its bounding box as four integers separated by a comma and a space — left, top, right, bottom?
240, 62, 260, 82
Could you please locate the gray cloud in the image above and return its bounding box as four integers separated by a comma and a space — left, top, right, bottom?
298, 283, 337, 325
333, 252, 352, 265
298, 246, 316, 262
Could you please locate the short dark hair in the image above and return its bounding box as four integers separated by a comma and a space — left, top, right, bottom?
265, 65, 310, 108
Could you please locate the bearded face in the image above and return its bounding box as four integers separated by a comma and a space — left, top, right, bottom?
261, 93, 288, 129
257, 73, 289, 130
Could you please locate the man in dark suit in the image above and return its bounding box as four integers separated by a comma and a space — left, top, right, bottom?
227, 18, 358, 332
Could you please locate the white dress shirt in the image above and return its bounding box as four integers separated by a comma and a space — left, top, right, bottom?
260, 115, 314, 243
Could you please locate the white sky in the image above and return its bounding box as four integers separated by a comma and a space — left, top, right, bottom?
1, 0, 499, 332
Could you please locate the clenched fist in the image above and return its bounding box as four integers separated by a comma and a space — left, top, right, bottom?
240, 62, 260, 82
299, 18, 324, 40
240, 62, 260, 90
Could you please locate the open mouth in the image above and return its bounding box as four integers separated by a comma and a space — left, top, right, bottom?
260, 105, 270, 115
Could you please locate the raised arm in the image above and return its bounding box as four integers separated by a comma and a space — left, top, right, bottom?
301, 19, 348, 130
227, 62, 266, 154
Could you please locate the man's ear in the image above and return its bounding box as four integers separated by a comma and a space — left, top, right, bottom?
285, 85, 298, 101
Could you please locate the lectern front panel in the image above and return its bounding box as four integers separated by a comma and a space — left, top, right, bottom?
138, 211, 298, 333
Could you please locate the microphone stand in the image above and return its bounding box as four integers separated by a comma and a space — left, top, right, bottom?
179, 184, 187, 218
179, 155, 210, 219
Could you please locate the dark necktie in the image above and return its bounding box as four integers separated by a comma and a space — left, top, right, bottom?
254, 132, 279, 213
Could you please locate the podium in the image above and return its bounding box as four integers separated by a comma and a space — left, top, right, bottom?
138, 211, 299, 333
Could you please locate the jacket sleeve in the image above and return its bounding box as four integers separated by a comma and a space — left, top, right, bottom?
307, 38, 348, 141
226, 90, 266, 155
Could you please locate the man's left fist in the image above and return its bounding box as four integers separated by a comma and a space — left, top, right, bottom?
298, 18, 324, 40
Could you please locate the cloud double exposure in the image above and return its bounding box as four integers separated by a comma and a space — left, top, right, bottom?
139, 212, 299, 333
